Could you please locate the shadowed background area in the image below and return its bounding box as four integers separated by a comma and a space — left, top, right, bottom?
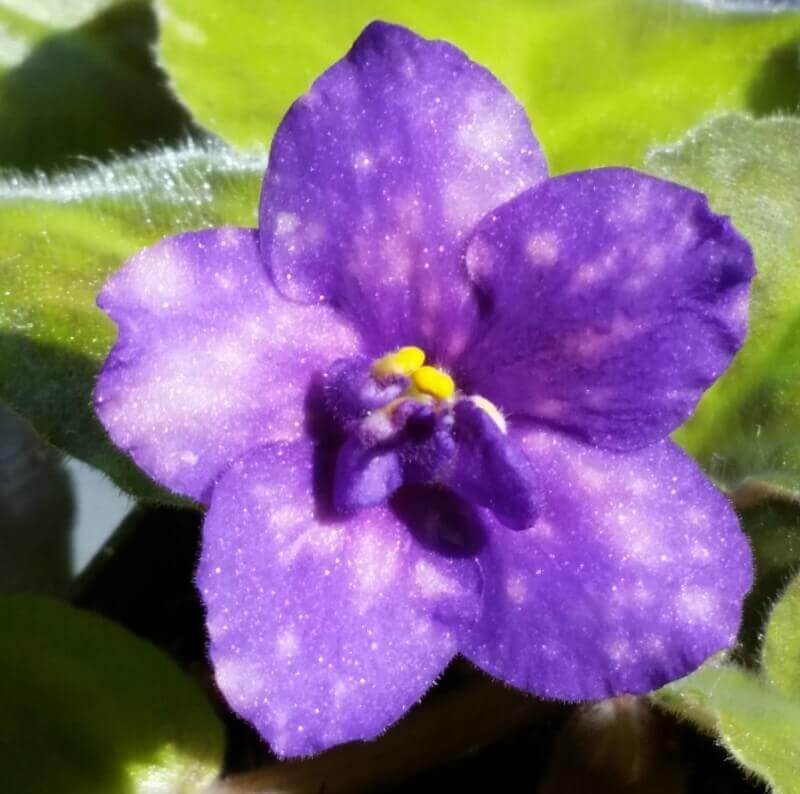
0, 0, 196, 173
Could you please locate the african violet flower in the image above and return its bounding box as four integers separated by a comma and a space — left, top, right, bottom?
95, 22, 754, 757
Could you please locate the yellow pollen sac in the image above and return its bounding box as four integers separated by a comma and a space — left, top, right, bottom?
371, 346, 426, 379
411, 365, 455, 400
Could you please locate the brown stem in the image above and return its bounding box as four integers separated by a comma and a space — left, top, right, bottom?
208, 671, 564, 794
727, 479, 800, 511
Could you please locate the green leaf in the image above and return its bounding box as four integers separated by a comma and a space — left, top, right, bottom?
656, 662, 800, 794
656, 562, 800, 791
646, 115, 800, 493
156, 0, 800, 173
739, 502, 800, 579
736, 502, 800, 664
0, 0, 192, 172
0, 141, 265, 500
763, 570, 800, 700
0, 596, 224, 794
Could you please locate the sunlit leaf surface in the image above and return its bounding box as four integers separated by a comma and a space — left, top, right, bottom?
648, 114, 800, 493
157, 0, 800, 172
658, 660, 800, 794
0, 142, 264, 499
763, 571, 800, 699
0, 596, 223, 793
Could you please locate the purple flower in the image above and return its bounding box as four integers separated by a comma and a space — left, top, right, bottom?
94, 22, 754, 758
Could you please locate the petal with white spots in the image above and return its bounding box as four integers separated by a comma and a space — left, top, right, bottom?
260, 21, 547, 363
95, 228, 361, 502
198, 440, 482, 758
459, 168, 754, 450
461, 427, 752, 699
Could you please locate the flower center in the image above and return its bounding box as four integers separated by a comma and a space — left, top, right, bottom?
369, 345, 505, 432
372, 345, 455, 399
321, 345, 537, 530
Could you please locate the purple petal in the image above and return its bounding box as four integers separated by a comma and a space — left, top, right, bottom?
397, 403, 458, 483
198, 440, 482, 758
459, 168, 754, 449
333, 436, 403, 511
322, 355, 407, 428
448, 400, 538, 531
461, 427, 752, 699
259, 21, 547, 363
94, 228, 361, 503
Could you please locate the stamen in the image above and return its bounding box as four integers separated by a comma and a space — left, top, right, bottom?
370, 346, 455, 403
411, 366, 455, 400
371, 346, 426, 379
469, 395, 507, 433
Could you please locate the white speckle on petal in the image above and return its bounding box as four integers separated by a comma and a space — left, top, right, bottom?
332, 680, 349, 704
271, 505, 300, 531
526, 232, 560, 266
275, 212, 300, 235
443, 178, 486, 229
609, 180, 653, 224
215, 657, 262, 703
531, 519, 554, 539
353, 151, 374, 171
570, 252, 617, 290
690, 540, 712, 561
534, 398, 567, 419
644, 635, 667, 660
392, 193, 425, 235
674, 218, 699, 248
505, 574, 527, 605
276, 630, 299, 659
605, 637, 632, 663
731, 289, 750, 326
678, 587, 717, 623
465, 237, 494, 283
354, 534, 398, 595
217, 227, 243, 248
456, 105, 510, 157
643, 243, 666, 270
573, 462, 608, 492
282, 525, 344, 565
631, 581, 653, 605
414, 561, 462, 598
564, 312, 639, 359
381, 232, 414, 281
128, 245, 195, 311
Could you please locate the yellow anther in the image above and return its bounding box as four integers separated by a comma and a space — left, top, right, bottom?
371, 346, 426, 379
411, 366, 455, 400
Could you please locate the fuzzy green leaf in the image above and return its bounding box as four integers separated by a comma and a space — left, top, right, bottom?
157, 0, 800, 173
647, 115, 800, 493
735, 503, 800, 664
763, 570, 800, 700
0, 596, 224, 794
657, 662, 800, 794
0, 142, 265, 500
